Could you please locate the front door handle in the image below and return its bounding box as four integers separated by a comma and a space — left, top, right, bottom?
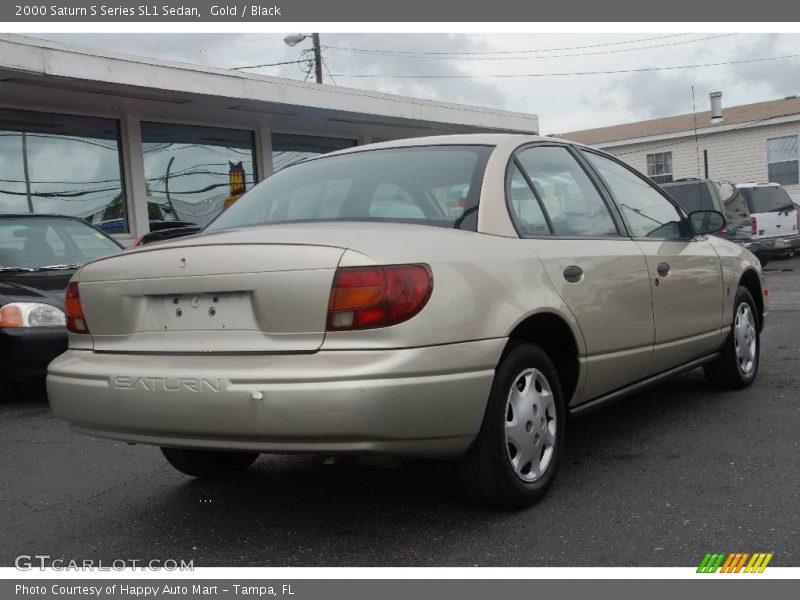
656, 262, 671, 277
563, 265, 584, 283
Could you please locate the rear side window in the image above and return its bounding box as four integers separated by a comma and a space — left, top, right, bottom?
583, 151, 685, 239
507, 164, 550, 235
663, 182, 715, 213
206, 146, 492, 232
511, 146, 618, 237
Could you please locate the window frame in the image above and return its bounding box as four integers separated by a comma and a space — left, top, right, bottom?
504, 141, 627, 240
579, 148, 694, 242
646, 151, 674, 184
766, 135, 799, 186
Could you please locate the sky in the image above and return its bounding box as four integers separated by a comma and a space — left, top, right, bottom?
29, 32, 800, 134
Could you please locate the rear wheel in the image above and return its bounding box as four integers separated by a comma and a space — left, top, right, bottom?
161, 447, 259, 478
458, 343, 565, 508
704, 286, 760, 390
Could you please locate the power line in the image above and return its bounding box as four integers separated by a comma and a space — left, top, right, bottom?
321, 34, 736, 61
330, 52, 800, 79
231, 59, 305, 70
323, 33, 694, 56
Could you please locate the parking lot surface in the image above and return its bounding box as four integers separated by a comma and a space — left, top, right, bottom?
2, 256, 798, 567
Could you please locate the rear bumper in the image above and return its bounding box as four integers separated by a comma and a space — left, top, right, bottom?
774, 233, 800, 251
46, 339, 504, 458
0, 327, 67, 380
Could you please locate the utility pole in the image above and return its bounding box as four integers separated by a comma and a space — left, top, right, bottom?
284, 34, 323, 84
312, 33, 323, 84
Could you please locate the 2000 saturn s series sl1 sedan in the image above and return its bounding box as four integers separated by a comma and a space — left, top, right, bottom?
47, 134, 766, 508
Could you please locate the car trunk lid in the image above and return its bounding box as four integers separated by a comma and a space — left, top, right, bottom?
77, 241, 345, 353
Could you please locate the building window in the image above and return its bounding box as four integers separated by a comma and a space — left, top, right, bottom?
0, 108, 127, 231
767, 135, 799, 186
646, 152, 673, 184
141, 122, 257, 228
272, 134, 356, 172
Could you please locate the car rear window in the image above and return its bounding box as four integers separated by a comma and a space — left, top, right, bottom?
739, 186, 795, 213
205, 145, 493, 232
663, 182, 715, 213
0, 218, 120, 269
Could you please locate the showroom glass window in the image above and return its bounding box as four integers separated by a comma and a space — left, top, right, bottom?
584, 151, 685, 239
0, 108, 127, 230
766, 135, 799, 185
646, 151, 673, 184
141, 122, 257, 227
272, 133, 356, 172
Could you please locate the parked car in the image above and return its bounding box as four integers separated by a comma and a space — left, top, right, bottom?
0, 215, 122, 380
662, 179, 779, 266
130, 225, 202, 247
737, 183, 799, 261
47, 135, 765, 508
98, 219, 198, 236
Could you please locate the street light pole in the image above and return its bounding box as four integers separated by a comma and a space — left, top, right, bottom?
311, 33, 323, 84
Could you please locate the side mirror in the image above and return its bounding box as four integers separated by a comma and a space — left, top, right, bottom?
688, 209, 726, 236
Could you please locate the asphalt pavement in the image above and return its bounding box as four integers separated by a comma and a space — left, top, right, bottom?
1, 256, 798, 567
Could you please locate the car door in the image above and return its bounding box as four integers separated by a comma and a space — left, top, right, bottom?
509, 144, 655, 401
582, 150, 725, 375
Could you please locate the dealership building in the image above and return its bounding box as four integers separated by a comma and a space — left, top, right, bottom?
0, 34, 539, 243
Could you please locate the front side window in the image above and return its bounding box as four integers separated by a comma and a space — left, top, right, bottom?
206, 145, 492, 232
646, 152, 673, 184
584, 151, 685, 239
766, 136, 799, 186
141, 122, 257, 228
514, 146, 618, 237
0, 108, 126, 230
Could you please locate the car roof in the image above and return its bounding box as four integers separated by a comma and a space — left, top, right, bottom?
323, 133, 581, 158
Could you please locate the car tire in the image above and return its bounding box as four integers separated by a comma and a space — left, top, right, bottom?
161, 447, 259, 478
458, 342, 565, 508
703, 286, 760, 390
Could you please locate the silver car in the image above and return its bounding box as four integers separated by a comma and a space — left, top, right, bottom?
47, 135, 765, 508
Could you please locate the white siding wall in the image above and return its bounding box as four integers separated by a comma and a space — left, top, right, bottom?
598, 121, 800, 200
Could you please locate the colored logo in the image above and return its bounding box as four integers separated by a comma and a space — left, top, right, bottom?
697, 552, 773, 573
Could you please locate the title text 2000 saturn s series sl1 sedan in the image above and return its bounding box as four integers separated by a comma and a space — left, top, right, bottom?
47, 135, 766, 507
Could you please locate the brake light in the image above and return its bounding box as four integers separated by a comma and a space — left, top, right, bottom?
751, 216, 758, 235
327, 265, 433, 330
65, 281, 89, 334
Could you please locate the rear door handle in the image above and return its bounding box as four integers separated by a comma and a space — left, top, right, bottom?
656, 262, 671, 277
563, 265, 583, 283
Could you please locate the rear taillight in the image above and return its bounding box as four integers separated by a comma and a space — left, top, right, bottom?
65, 281, 89, 334
751, 216, 758, 235
327, 265, 433, 331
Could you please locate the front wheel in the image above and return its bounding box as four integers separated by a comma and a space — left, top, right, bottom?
704, 286, 760, 390
458, 343, 565, 508
161, 447, 259, 478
